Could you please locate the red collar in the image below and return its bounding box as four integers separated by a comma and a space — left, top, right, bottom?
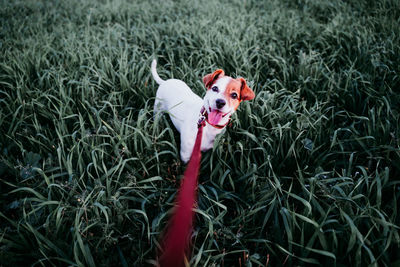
199, 107, 231, 129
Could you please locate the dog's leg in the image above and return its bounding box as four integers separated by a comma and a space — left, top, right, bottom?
180, 144, 192, 164
179, 128, 196, 163
153, 97, 163, 119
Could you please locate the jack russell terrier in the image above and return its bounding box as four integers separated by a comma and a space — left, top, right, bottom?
151, 60, 255, 163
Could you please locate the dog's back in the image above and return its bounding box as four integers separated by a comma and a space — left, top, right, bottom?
151, 60, 202, 133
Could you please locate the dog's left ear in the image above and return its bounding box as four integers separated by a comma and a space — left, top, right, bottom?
203, 69, 225, 89
238, 78, 255, 101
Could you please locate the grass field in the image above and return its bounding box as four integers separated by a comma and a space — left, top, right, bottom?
1, 0, 400, 266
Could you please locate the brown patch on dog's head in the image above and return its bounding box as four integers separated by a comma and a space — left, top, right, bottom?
224, 79, 242, 110
203, 69, 225, 89
224, 78, 255, 110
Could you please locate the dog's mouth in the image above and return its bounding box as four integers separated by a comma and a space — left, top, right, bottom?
207, 107, 230, 125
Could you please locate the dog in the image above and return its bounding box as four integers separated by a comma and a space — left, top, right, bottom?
151, 60, 255, 163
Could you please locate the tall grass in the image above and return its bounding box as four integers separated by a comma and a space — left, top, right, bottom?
1, 0, 399, 266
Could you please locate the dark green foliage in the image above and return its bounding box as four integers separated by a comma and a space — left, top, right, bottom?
1, 0, 399, 266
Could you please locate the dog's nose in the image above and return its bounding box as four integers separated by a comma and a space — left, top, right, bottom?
216, 99, 226, 109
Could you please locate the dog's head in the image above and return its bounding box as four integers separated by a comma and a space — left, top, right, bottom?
202, 69, 255, 125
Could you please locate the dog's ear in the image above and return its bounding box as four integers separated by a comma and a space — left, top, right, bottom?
203, 69, 225, 89
237, 78, 255, 101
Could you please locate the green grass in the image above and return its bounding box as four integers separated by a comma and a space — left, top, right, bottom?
1, 0, 400, 266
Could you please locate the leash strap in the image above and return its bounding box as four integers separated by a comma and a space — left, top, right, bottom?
158, 118, 206, 266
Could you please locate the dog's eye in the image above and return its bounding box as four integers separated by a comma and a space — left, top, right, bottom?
231, 92, 238, 99
211, 86, 218, 92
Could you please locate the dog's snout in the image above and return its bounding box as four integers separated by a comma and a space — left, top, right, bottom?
216, 99, 226, 109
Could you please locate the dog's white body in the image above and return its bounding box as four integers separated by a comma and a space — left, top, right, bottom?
151, 60, 254, 163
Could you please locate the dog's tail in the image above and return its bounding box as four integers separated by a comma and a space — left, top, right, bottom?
151, 59, 164, 85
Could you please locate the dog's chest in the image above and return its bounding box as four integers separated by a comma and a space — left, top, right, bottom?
200, 126, 222, 151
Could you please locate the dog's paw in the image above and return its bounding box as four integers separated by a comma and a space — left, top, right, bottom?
180, 151, 191, 164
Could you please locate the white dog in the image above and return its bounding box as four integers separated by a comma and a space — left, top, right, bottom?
151, 60, 255, 163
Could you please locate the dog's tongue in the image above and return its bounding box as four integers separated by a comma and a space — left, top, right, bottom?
208, 110, 223, 125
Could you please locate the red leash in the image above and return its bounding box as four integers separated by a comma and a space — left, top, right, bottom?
158, 116, 206, 267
